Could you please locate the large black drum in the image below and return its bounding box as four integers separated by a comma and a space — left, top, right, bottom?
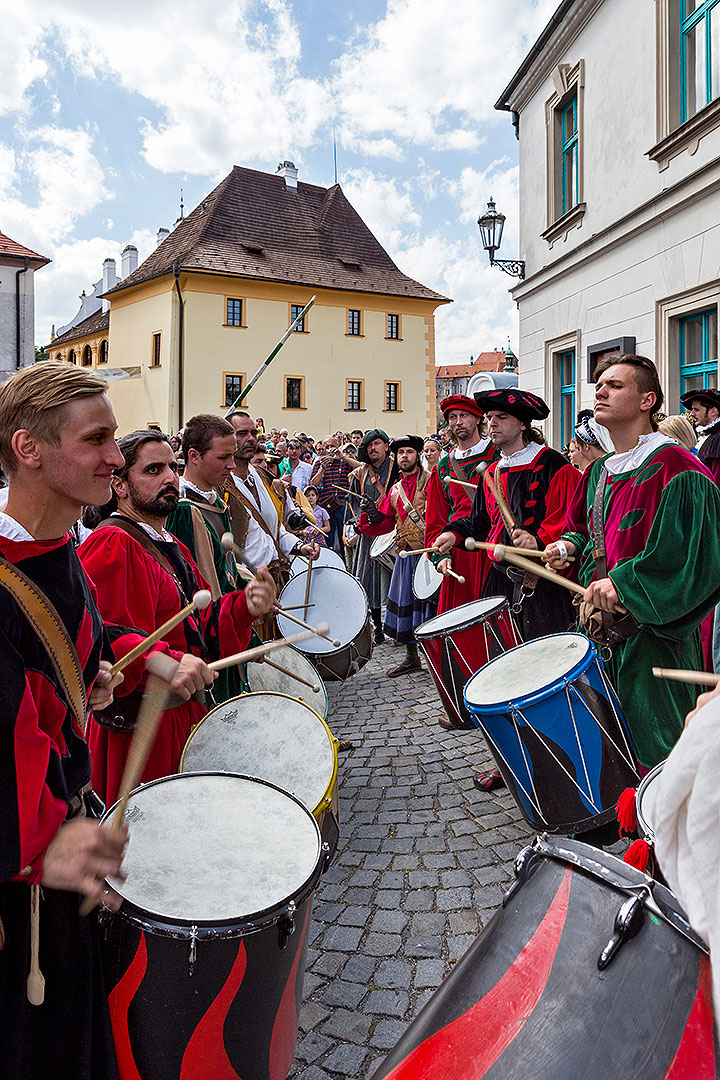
371, 836, 718, 1079
101, 773, 328, 1080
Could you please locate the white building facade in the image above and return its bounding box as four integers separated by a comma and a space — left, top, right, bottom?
0, 232, 50, 375
497, 0, 720, 448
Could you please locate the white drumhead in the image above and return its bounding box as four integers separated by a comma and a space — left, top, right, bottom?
246, 645, 328, 718
278, 567, 368, 653
415, 597, 507, 639
370, 530, 396, 558
465, 633, 592, 706
637, 762, 664, 841
181, 692, 335, 813
107, 774, 321, 922
291, 547, 345, 575
412, 555, 443, 600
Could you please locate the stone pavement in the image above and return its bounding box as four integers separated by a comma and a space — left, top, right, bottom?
289, 637, 533, 1080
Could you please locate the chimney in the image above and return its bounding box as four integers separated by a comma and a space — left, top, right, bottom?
156, 227, 170, 247
276, 160, 298, 190
102, 258, 117, 313
121, 244, 138, 278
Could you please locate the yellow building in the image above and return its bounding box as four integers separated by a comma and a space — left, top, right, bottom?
97, 163, 449, 435
50, 309, 110, 369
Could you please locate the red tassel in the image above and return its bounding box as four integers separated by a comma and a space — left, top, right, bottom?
616, 787, 638, 836
624, 839, 652, 872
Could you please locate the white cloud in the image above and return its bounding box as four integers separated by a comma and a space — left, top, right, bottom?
333, 0, 558, 156
0, 8, 47, 115
341, 167, 423, 252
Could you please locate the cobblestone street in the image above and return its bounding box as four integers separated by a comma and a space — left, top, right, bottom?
290, 638, 533, 1080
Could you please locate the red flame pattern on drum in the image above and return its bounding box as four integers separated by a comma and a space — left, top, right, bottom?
664, 956, 716, 1078
108, 933, 148, 1080
269, 907, 310, 1078
180, 942, 248, 1079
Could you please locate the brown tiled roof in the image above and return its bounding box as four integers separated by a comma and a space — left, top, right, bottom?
49, 309, 109, 347
436, 352, 514, 378
106, 166, 449, 304
0, 231, 50, 266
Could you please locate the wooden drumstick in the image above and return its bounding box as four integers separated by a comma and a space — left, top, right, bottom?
208, 627, 330, 671
303, 555, 313, 619
398, 546, 440, 558
277, 603, 316, 611
80, 651, 177, 916
465, 539, 575, 563
108, 590, 212, 676
483, 544, 588, 597
27, 884, 44, 1005
652, 667, 720, 687
274, 604, 340, 646
445, 567, 466, 584
446, 477, 477, 494
256, 657, 322, 693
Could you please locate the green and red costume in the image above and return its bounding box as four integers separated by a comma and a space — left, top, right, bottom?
562, 439, 720, 767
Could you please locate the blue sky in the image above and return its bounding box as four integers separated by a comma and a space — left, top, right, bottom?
0, 0, 558, 361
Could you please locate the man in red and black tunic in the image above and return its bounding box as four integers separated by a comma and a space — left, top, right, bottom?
425, 394, 497, 612
437, 388, 580, 640
0, 362, 130, 1080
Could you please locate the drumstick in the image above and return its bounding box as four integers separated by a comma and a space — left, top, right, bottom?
108, 590, 212, 676
80, 651, 177, 916
303, 553, 313, 620
444, 567, 466, 584
652, 667, 720, 687
27, 885, 44, 1005
465, 539, 575, 563
446, 477, 477, 494
487, 544, 588, 597
484, 469, 519, 535
256, 657, 322, 693
208, 627, 330, 672
278, 603, 316, 610
274, 604, 340, 646
398, 546, 440, 558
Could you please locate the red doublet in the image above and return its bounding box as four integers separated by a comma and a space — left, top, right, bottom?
79, 526, 255, 805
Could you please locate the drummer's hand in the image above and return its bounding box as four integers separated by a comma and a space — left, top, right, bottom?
545, 540, 577, 569
88, 660, 124, 712
437, 557, 453, 576
584, 576, 621, 613
171, 653, 215, 698
245, 566, 277, 616
510, 527, 537, 551
685, 683, 720, 728
434, 531, 457, 555
41, 818, 129, 903
299, 541, 321, 561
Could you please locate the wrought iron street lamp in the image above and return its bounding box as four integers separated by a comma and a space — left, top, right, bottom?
477, 197, 525, 279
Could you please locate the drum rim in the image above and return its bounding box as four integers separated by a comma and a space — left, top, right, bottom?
464, 632, 596, 711
635, 760, 665, 844
178, 691, 339, 815
245, 645, 329, 715
103, 771, 326, 935
414, 595, 510, 638
290, 548, 345, 573
412, 553, 443, 600
277, 566, 369, 654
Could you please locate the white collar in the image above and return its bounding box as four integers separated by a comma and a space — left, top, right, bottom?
111, 512, 173, 542
181, 478, 214, 499
0, 512, 35, 541
604, 431, 673, 475
453, 436, 491, 460
498, 443, 543, 468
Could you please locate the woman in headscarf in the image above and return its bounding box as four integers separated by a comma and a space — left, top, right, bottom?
573, 414, 614, 471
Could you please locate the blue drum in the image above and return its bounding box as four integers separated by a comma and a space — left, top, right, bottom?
463, 633, 640, 834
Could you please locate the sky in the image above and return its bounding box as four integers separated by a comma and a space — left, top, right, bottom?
0, 0, 558, 363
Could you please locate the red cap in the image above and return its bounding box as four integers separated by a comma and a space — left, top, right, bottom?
440, 394, 484, 419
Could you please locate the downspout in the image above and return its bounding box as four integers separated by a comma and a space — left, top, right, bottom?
15, 257, 29, 368
173, 262, 184, 429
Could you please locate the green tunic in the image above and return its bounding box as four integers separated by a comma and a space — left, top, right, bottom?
562, 443, 720, 767
167, 489, 249, 702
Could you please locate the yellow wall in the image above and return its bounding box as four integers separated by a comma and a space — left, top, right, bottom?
105, 273, 447, 436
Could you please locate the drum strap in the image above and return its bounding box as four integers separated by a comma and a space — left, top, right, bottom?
588, 468, 639, 647
97, 517, 191, 605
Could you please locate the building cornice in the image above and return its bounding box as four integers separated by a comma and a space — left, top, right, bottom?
509, 153, 720, 301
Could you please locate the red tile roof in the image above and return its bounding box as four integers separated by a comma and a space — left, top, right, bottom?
106, 166, 449, 304
436, 352, 515, 378
49, 309, 109, 347
0, 231, 50, 266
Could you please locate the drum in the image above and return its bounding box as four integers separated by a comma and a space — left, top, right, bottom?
277, 566, 372, 681
370, 835, 717, 1080
180, 692, 339, 857
370, 529, 397, 572
290, 547, 345, 575
412, 553, 443, 601
464, 633, 640, 834
414, 598, 522, 730
102, 773, 327, 1080
636, 760, 664, 846
245, 644, 328, 719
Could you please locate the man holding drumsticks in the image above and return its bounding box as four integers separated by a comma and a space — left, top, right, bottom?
545, 355, 720, 769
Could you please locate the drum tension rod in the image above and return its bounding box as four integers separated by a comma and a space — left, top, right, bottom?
597, 895, 645, 970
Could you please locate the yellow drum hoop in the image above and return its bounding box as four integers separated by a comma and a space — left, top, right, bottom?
179, 691, 338, 822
